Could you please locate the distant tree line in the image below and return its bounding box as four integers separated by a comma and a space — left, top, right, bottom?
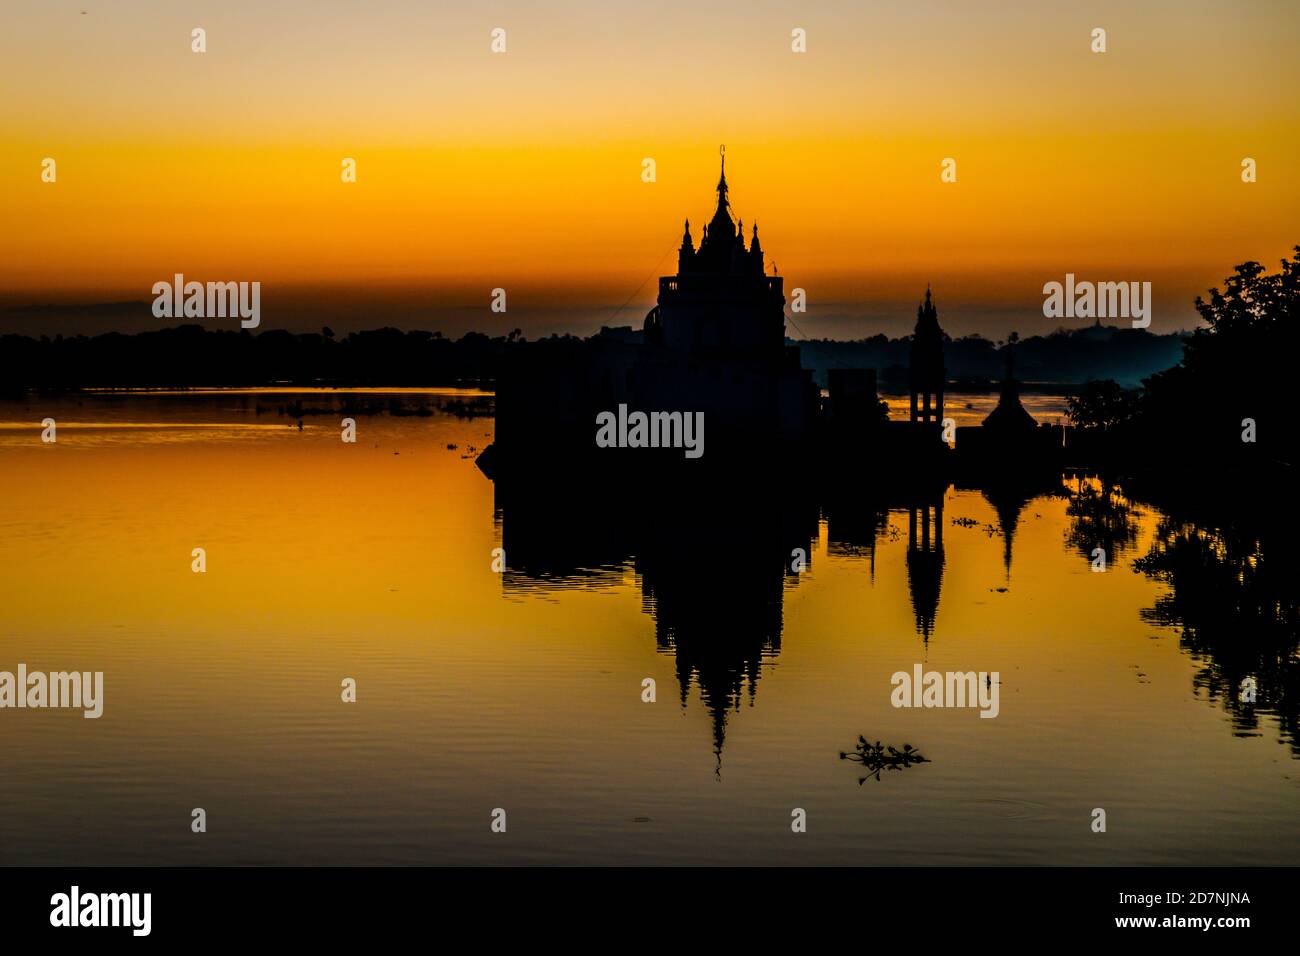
797, 323, 1186, 390
2, 319, 1187, 393
0, 325, 545, 392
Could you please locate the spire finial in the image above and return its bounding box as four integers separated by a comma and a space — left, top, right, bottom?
708, 145, 733, 232
1004, 332, 1019, 383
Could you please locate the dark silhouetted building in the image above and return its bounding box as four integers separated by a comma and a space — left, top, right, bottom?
909, 287, 945, 426
485, 152, 818, 468
982, 336, 1038, 438
637, 153, 818, 450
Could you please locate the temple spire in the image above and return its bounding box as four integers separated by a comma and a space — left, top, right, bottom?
918, 285, 936, 324
910, 284, 945, 425
678, 218, 696, 273
982, 331, 1038, 435
710, 145, 732, 232
1000, 332, 1021, 403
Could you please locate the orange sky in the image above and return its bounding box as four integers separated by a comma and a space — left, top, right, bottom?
1, 0, 1297, 337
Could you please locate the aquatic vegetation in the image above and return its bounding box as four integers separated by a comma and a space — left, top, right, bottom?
839, 736, 929, 784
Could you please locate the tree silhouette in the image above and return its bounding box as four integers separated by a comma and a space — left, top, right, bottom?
1066, 380, 1140, 430
1127, 247, 1299, 471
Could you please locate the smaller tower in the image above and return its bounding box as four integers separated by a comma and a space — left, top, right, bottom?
982, 333, 1038, 437
909, 286, 946, 425
729, 219, 748, 273
749, 223, 764, 275
677, 219, 695, 274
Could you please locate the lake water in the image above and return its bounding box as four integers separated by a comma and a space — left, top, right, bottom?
0, 390, 1295, 865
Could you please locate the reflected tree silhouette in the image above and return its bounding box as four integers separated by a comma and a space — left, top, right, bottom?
1063, 475, 1142, 564
1134, 515, 1300, 755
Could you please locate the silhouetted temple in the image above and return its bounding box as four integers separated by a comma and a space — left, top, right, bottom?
483, 154, 1067, 661
955, 334, 1061, 474
483, 153, 819, 469
638, 153, 819, 449
910, 287, 945, 427
834, 284, 955, 469
982, 337, 1037, 438
483, 152, 1064, 481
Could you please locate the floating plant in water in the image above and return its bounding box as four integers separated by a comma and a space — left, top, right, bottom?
839, 736, 929, 784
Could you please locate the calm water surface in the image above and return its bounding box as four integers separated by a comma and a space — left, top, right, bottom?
0, 391, 1295, 865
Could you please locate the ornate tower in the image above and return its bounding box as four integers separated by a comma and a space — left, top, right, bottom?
651, 149, 786, 356
634, 148, 819, 449
909, 287, 945, 425
677, 219, 695, 274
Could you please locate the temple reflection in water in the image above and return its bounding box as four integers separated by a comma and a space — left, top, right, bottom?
490, 468, 1052, 765
907, 495, 945, 641
484, 157, 1058, 761
493, 472, 819, 770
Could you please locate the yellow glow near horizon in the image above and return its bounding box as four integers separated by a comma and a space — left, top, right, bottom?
1, 0, 1297, 328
